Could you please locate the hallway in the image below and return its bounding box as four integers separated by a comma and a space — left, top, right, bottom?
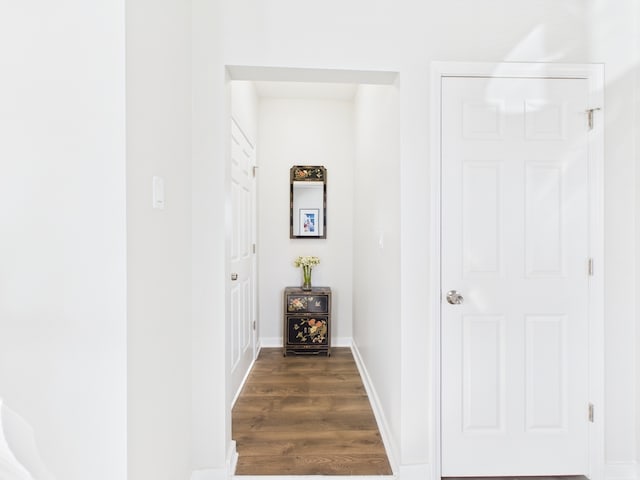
232, 348, 392, 475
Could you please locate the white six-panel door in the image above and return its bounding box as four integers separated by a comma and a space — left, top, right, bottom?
441, 76, 590, 476
230, 118, 257, 398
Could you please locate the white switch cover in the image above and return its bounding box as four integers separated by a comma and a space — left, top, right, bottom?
153, 176, 165, 209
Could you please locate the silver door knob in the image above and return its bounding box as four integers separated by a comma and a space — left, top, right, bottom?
231, 273, 238, 281
446, 290, 464, 305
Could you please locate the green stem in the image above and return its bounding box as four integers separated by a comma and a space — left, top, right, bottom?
302, 265, 312, 289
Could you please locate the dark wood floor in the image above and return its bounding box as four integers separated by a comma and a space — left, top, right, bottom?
232, 347, 393, 476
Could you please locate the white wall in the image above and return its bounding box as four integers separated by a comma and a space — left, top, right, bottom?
231, 81, 259, 145
206, 0, 638, 475
634, 2, 640, 475
191, 0, 229, 473
126, 0, 192, 478
637, 3, 640, 473
4, 1, 638, 479
353, 84, 402, 464
0, 2, 127, 480
258, 97, 354, 345
588, 1, 639, 473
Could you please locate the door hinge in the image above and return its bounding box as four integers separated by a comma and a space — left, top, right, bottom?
252, 321, 256, 331
586, 107, 601, 130
588, 403, 594, 423
588, 258, 594, 276
252, 166, 258, 177
252, 243, 256, 254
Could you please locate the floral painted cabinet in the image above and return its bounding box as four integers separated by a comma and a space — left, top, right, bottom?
283, 286, 331, 356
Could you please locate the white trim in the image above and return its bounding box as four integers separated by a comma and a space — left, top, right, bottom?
259, 336, 353, 348
586, 64, 606, 480
399, 464, 432, 480
228, 440, 238, 478
429, 61, 443, 480
227, 65, 398, 85
231, 349, 260, 407
430, 61, 601, 80
430, 61, 605, 480
351, 340, 399, 475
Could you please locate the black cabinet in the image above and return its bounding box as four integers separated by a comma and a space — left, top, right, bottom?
283, 287, 331, 356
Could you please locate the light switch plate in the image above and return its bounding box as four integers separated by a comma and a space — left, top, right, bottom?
153, 176, 165, 209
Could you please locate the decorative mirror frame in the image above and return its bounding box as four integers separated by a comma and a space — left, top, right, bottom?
290, 165, 327, 239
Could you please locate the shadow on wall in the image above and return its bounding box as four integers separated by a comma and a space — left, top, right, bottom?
0, 398, 55, 480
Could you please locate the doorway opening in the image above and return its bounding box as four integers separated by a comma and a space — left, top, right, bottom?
227, 65, 401, 476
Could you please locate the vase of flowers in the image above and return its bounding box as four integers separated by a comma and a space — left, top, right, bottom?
294, 255, 320, 291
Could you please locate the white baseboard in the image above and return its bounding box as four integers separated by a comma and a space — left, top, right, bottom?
227, 440, 238, 478
260, 336, 352, 348
605, 461, 638, 480
399, 463, 431, 480
192, 441, 238, 480
231, 354, 258, 407
259, 337, 281, 348
190, 468, 226, 480
351, 340, 399, 475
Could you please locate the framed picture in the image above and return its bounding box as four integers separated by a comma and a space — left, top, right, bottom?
299, 208, 319, 236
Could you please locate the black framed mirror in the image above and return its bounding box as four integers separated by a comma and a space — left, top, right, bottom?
290, 165, 326, 239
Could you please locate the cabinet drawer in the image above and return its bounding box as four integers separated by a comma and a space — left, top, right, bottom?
286, 294, 329, 314
286, 315, 329, 346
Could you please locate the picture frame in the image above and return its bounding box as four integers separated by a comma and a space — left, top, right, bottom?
299, 208, 319, 236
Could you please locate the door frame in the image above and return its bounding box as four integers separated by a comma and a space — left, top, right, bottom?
430, 62, 605, 480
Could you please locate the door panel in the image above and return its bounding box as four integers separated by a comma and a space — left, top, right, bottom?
441, 76, 589, 476
463, 162, 502, 276
462, 314, 506, 432
230, 118, 257, 398
525, 314, 567, 431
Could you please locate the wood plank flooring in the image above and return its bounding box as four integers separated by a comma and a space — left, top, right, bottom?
232, 347, 393, 476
